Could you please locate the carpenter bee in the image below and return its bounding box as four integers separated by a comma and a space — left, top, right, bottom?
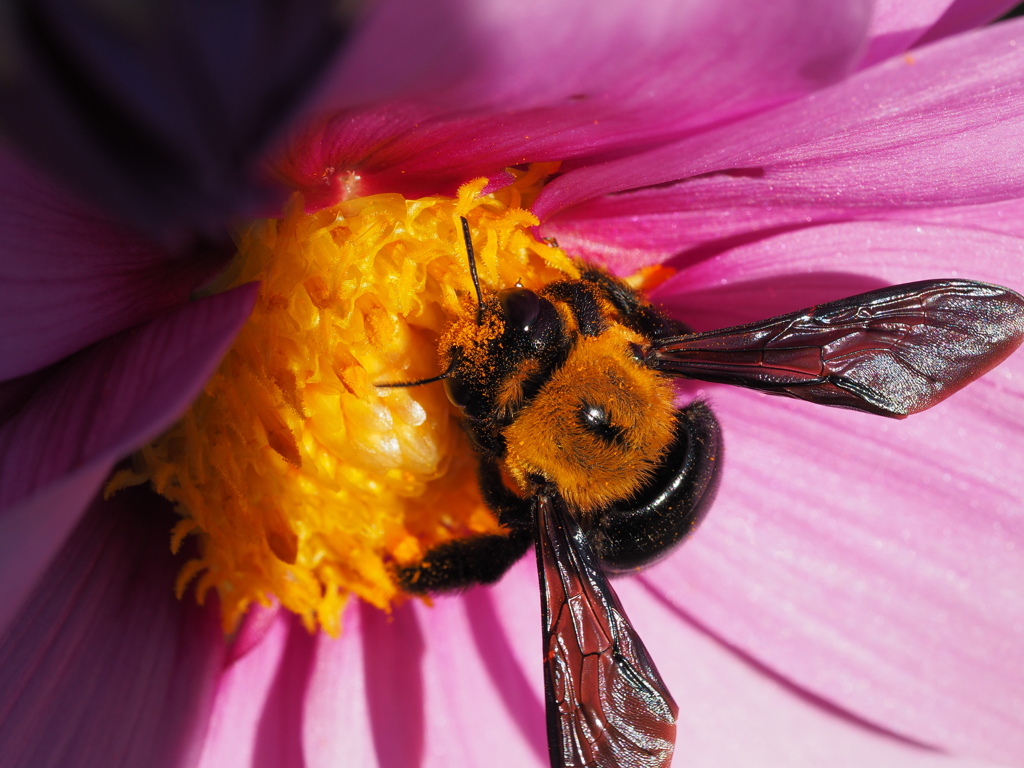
383, 217, 1024, 768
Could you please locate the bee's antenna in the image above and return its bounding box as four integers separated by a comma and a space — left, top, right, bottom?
379, 219, 479, 390
376, 358, 457, 389
461, 216, 484, 326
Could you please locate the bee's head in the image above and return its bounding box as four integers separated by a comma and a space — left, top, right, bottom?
440, 286, 564, 423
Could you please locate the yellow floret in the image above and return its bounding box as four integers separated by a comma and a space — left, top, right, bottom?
114, 169, 576, 634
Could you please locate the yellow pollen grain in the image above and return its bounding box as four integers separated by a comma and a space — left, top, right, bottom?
112, 170, 576, 635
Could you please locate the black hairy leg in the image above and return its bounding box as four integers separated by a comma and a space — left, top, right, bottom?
395, 528, 533, 594
396, 459, 535, 594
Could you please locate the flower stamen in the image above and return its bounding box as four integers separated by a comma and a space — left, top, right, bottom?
113, 170, 577, 634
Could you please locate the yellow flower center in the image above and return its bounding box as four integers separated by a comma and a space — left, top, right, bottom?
110, 167, 580, 635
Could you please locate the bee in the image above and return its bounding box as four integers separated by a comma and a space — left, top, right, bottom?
382, 217, 1024, 768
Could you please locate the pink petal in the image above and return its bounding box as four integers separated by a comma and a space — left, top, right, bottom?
898, 197, 1024, 238
280, 0, 872, 204
309, 600, 431, 767
643, 222, 1024, 763
303, 561, 547, 768
0, 284, 256, 638
534, 19, 1024, 222
861, 0, 958, 67
618, 577, 1013, 768
541, 192, 1024, 277
308, 556, 1009, 767
0, 485, 224, 768
195, 611, 288, 768
225, 601, 283, 666
654, 219, 1024, 316
0, 148, 217, 380
197, 612, 315, 768
414, 583, 547, 767
301, 604, 377, 767
542, 193, 1024, 277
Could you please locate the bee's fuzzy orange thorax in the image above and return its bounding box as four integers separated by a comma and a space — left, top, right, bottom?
503, 327, 677, 514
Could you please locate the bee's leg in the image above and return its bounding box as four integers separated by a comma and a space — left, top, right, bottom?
394, 530, 533, 594
395, 459, 534, 594
578, 268, 691, 339
590, 401, 721, 572
475, 457, 533, 530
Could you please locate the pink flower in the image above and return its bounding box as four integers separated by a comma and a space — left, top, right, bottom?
2, 1, 1024, 766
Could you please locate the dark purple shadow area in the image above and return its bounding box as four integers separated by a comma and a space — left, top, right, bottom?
653, 271, 890, 332
361, 600, 425, 768
463, 586, 548, 763
637, 578, 941, 752
254, 615, 317, 768
0, 367, 52, 424
999, 3, 1024, 21
0, 485, 224, 768
0, 0, 354, 246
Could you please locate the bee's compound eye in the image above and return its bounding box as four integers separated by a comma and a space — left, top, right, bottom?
444, 376, 473, 410
498, 288, 541, 333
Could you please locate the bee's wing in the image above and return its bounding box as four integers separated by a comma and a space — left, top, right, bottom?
650, 279, 1024, 418
536, 493, 677, 768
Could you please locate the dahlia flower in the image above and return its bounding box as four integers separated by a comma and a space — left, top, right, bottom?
2, 1, 1023, 767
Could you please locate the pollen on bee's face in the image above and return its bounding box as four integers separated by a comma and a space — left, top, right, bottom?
107, 170, 578, 634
